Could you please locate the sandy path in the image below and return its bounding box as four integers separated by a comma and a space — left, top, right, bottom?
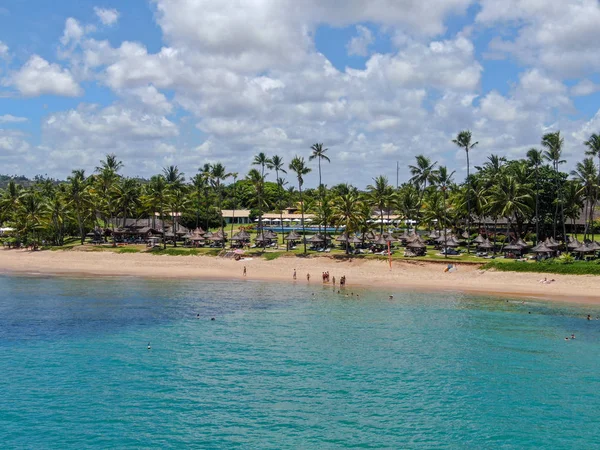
1, 249, 600, 306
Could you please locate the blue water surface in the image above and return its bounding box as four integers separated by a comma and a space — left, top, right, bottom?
1, 275, 600, 449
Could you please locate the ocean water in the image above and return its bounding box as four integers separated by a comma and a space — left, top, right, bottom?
1, 275, 600, 449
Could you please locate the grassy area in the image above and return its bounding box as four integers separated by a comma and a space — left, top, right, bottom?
117, 247, 141, 254
149, 247, 222, 256
483, 259, 600, 275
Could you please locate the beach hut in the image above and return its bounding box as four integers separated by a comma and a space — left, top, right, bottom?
336, 234, 348, 242
406, 240, 426, 256
567, 238, 581, 251
461, 230, 470, 240
284, 230, 301, 241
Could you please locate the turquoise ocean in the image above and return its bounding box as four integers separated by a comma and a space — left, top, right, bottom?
1, 274, 600, 449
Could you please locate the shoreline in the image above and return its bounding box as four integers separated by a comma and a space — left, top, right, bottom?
2, 249, 600, 306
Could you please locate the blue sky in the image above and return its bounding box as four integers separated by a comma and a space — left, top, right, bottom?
2, 0, 600, 187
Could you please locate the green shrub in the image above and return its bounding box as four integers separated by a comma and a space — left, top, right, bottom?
483, 260, 600, 275
263, 252, 282, 261
117, 247, 140, 254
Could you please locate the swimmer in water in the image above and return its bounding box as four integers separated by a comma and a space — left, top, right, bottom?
197, 314, 200, 319
588, 314, 592, 320
571, 334, 575, 339
565, 337, 569, 341
389, 295, 394, 300
211, 317, 215, 321
147, 342, 151, 350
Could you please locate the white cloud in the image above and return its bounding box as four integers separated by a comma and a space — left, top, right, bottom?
94, 7, 119, 26
480, 91, 519, 122
571, 80, 600, 97
0, 114, 28, 123
478, 0, 600, 78
8, 55, 82, 97
60, 18, 95, 46
347, 25, 374, 57
0, 41, 8, 59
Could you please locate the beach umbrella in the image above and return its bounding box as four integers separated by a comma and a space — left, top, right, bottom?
284, 230, 301, 241
478, 239, 493, 250
504, 242, 524, 251
532, 242, 554, 253
336, 234, 348, 242
573, 243, 595, 253
307, 235, 324, 243
373, 237, 388, 246
406, 241, 426, 249
567, 238, 581, 250
473, 234, 485, 244
349, 236, 362, 244
516, 238, 528, 248
461, 231, 470, 239
428, 230, 440, 239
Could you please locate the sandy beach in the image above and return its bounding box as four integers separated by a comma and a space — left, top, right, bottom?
1, 249, 600, 305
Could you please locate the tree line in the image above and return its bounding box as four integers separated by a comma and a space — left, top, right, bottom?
1, 130, 600, 252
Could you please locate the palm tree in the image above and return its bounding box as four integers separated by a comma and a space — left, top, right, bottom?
309, 143, 330, 238
332, 191, 362, 254
163, 165, 185, 240
584, 133, 600, 240
526, 148, 543, 243
95, 153, 123, 174
489, 174, 533, 250
433, 166, 455, 258
396, 183, 419, 233
210, 163, 231, 246
409, 154, 438, 222
453, 131, 478, 252
367, 175, 392, 235
66, 170, 89, 244
115, 178, 141, 228
571, 158, 598, 240
229, 172, 238, 244
144, 175, 170, 249
267, 155, 287, 244
542, 131, 566, 243
289, 156, 311, 254
252, 152, 269, 232
94, 162, 121, 247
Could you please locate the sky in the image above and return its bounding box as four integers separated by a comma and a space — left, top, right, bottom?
2, 0, 600, 188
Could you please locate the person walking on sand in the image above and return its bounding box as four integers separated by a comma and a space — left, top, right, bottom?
307, 273, 310, 282
243, 266, 247, 277
332, 276, 336, 285
293, 269, 297, 280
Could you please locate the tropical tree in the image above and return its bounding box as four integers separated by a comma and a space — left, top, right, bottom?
143, 175, 170, 249
408, 154, 438, 220
267, 155, 287, 242
332, 191, 362, 254
367, 175, 393, 235
570, 158, 598, 240
584, 133, 600, 239
309, 143, 330, 237
526, 148, 543, 243
433, 166, 455, 258
452, 130, 478, 251
252, 152, 269, 232
210, 163, 231, 245
289, 156, 311, 254
542, 131, 566, 242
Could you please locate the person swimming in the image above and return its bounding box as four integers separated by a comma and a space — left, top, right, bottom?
211, 317, 215, 321
147, 342, 151, 350
197, 314, 200, 319
588, 314, 592, 320
389, 295, 394, 300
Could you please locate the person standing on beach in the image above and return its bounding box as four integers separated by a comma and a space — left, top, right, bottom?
243, 266, 247, 277
307, 273, 310, 282
293, 269, 297, 280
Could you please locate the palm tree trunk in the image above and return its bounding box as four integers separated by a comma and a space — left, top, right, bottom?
161, 204, 166, 250
230, 180, 236, 249
535, 166, 539, 244
466, 149, 471, 253
77, 209, 85, 245
318, 159, 322, 239
443, 189, 448, 259
299, 184, 307, 254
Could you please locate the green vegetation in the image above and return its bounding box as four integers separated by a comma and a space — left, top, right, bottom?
483, 259, 600, 275
2, 130, 600, 279
117, 247, 141, 254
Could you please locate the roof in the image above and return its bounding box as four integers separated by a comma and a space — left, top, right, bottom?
221, 209, 251, 218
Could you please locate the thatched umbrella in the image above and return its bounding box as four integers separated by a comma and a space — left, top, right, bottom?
349, 236, 363, 244
307, 235, 324, 243
546, 237, 559, 248
478, 239, 493, 250
588, 241, 600, 251
336, 234, 348, 242
373, 237, 388, 246
516, 238, 528, 248
461, 231, 470, 239
573, 243, 595, 253
473, 234, 485, 244
406, 241, 426, 249
399, 230, 411, 241
428, 230, 440, 240
567, 238, 581, 250
504, 242, 524, 252
532, 242, 554, 253
284, 230, 301, 241
192, 227, 205, 236
364, 231, 376, 241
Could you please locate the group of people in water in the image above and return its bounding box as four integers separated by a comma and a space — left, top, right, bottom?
292, 268, 347, 287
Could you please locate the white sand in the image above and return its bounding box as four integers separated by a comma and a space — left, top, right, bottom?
1, 249, 600, 305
